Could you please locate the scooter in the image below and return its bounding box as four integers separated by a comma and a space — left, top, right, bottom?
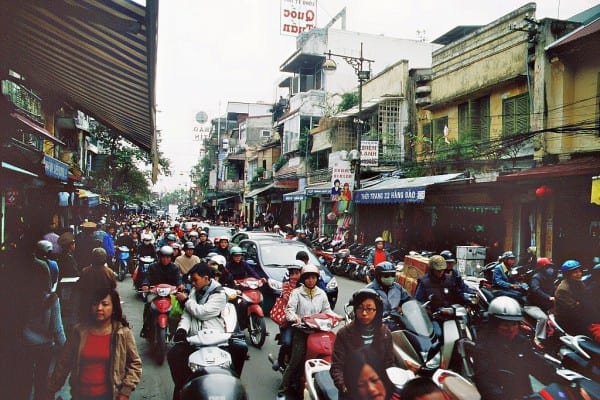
116, 245, 130, 281
142, 283, 178, 364
179, 302, 248, 400
234, 277, 267, 348
133, 256, 154, 301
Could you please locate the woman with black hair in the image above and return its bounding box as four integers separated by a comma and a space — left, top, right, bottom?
343, 349, 393, 400
331, 289, 394, 398
48, 289, 142, 400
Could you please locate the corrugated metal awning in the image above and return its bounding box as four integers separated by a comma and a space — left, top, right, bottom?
0, 0, 158, 152
245, 183, 275, 198
11, 112, 66, 146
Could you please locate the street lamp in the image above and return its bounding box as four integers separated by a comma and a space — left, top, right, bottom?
323, 42, 374, 190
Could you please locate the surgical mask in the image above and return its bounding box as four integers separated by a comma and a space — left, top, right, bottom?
381, 277, 396, 286
545, 268, 555, 277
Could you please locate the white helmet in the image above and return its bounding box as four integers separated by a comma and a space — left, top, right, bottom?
209, 254, 227, 267
374, 237, 384, 244
141, 233, 153, 242
488, 296, 523, 321
300, 264, 320, 282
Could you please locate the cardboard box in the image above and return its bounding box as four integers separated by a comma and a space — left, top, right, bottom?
402, 276, 419, 296
456, 246, 486, 260
403, 254, 429, 278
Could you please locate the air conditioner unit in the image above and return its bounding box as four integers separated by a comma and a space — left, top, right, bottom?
261, 130, 272, 138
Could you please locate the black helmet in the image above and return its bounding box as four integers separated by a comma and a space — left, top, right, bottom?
349, 288, 384, 325
440, 250, 455, 262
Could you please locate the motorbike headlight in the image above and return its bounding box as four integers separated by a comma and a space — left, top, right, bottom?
188, 362, 201, 373
268, 278, 282, 291
326, 277, 338, 290
157, 287, 171, 296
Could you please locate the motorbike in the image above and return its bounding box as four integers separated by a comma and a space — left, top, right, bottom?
234, 277, 267, 348
115, 245, 130, 281
141, 283, 178, 364
179, 303, 248, 400
133, 255, 154, 301
388, 299, 475, 378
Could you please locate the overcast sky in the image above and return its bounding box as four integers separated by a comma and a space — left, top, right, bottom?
153, 0, 597, 192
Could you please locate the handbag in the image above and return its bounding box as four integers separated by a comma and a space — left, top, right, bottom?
269, 295, 288, 326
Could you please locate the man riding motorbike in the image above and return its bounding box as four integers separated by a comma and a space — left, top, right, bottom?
366, 261, 411, 330
193, 230, 213, 259
140, 246, 184, 338
491, 251, 526, 301
168, 262, 247, 400
366, 237, 391, 281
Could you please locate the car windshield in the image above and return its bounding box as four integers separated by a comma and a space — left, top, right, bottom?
259, 242, 320, 266
206, 226, 233, 239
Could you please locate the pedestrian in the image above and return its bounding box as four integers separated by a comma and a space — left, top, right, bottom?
78, 248, 117, 321
74, 221, 103, 269
57, 231, 80, 278
18, 291, 66, 400
48, 288, 142, 400
331, 289, 394, 398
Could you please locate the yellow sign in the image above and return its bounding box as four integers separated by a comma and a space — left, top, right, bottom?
592, 176, 600, 205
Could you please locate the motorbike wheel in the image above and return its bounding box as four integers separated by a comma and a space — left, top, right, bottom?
248, 314, 267, 348
155, 326, 167, 365
117, 261, 126, 281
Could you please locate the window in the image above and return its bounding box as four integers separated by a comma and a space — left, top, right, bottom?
260, 130, 271, 138
502, 93, 529, 136
432, 116, 448, 150
458, 96, 490, 141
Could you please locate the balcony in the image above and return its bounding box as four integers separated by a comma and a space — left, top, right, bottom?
216, 180, 245, 192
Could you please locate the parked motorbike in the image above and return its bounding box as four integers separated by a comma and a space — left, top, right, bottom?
234, 277, 267, 348
179, 304, 248, 400
115, 245, 130, 281
141, 283, 178, 364
133, 255, 154, 301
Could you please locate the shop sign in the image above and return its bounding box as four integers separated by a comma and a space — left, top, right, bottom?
43, 155, 68, 181
6, 190, 18, 206
355, 186, 426, 204
360, 140, 379, 166
280, 0, 316, 36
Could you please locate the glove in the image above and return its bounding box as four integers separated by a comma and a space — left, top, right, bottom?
173, 329, 187, 342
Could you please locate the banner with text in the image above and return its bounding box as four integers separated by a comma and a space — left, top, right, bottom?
360, 140, 379, 167
355, 186, 427, 204
280, 0, 317, 36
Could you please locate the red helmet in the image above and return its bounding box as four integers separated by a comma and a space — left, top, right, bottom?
536, 257, 554, 268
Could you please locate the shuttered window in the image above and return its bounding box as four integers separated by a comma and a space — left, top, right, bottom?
432, 116, 448, 150
458, 96, 490, 141
502, 93, 529, 136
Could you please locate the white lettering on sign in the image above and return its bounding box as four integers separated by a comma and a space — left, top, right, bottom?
361, 140, 378, 167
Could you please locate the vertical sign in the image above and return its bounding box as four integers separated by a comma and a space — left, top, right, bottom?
280, 0, 317, 36
360, 140, 379, 166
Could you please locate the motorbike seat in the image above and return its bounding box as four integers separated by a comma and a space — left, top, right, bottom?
314, 370, 338, 400
480, 286, 495, 302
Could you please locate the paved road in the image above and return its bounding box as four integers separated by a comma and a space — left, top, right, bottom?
58, 275, 365, 399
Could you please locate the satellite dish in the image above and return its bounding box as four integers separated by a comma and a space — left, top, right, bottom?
195, 111, 208, 124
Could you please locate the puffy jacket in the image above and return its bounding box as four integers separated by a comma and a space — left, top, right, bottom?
285, 285, 332, 323
178, 280, 227, 335
143, 261, 182, 287
330, 321, 393, 393
555, 278, 589, 335
415, 272, 463, 310
529, 270, 555, 311
48, 321, 142, 398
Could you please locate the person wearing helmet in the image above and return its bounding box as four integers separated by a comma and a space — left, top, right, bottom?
415, 255, 469, 312
137, 232, 156, 258
206, 254, 230, 283
171, 242, 182, 261
295, 229, 312, 248
270, 260, 303, 372
529, 257, 556, 312
555, 260, 592, 336
440, 250, 475, 298
366, 261, 411, 326
175, 242, 201, 288
586, 264, 600, 342
187, 229, 199, 246
223, 246, 261, 288
140, 245, 183, 338
33, 240, 53, 297
166, 233, 179, 248
366, 237, 391, 281
491, 251, 526, 302
277, 264, 335, 400
330, 288, 394, 397
215, 237, 230, 259
472, 296, 555, 400
193, 230, 213, 259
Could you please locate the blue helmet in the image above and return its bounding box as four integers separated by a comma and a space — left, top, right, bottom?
561, 259, 581, 272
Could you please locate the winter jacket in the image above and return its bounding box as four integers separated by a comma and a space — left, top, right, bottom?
285, 285, 332, 323
58, 251, 80, 278
366, 280, 411, 314
48, 321, 142, 398
143, 261, 182, 287
330, 321, 394, 393
529, 270, 556, 311
415, 272, 465, 310
175, 254, 201, 275
366, 248, 390, 266
555, 278, 589, 335
492, 263, 513, 289
178, 280, 227, 335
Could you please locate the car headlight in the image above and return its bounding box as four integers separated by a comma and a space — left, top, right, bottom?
326, 277, 338, 290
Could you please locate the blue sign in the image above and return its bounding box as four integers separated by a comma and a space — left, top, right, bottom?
354, 186, 426, 204
44, 155, 69, 181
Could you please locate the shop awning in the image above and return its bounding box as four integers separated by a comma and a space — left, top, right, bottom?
245, 183, 275, 198
11, 112, 66, 146
0, 0, 158, 153
282, 189, 305, 202
77, 189, 100, 207
497, 157, 600, 181
354, 173, 465, 204
306, 182, 332, 195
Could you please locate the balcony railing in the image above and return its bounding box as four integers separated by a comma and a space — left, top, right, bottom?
216, 180, 245, 192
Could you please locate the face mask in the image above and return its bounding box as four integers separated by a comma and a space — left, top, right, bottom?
381, 277, 396, 286
545, 268, 555, 277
